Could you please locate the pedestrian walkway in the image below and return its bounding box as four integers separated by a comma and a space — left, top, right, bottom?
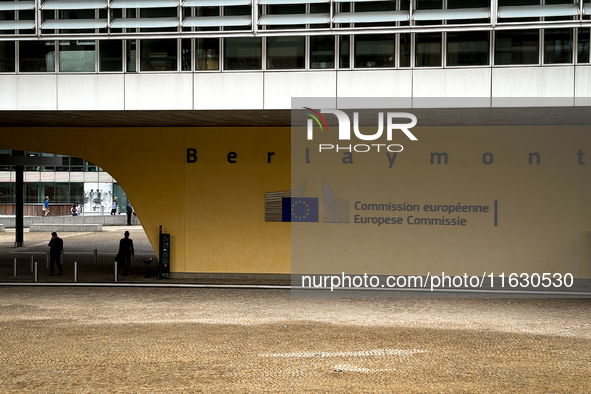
0, 226, 288, 285
0, 287, 590, 392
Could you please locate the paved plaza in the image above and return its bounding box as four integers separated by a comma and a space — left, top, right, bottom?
0, 287, 590, 393
0, 228, 590, 392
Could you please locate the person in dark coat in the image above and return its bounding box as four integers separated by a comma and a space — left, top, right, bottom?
126, 202, 134, 226
118, 230, 135, 276
48, 231, 63, 276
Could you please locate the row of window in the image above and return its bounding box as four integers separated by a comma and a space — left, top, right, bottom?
0, 182, 124, 205
0, 29, 589, 73
0, 0, 588, 36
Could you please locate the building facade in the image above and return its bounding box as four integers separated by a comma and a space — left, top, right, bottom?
1, 0, 591, 280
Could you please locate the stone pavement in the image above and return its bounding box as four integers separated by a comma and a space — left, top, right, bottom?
1, 227, 591, 392
0, 287, 590, 393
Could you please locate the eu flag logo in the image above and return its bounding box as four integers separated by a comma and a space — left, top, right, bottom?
282, 197, 319, 222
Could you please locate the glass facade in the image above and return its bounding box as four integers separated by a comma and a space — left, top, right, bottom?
310, 36, 335, 69
266, 36, 305, 70
416, 33, 442, 67
0, 2, 590, 72
224, 37, 262, 71
354, 35, 396, 68
140, 39, 178, 71
19, 41, 56, 73
543, 29, 573, 64
100, 41, 123, 72
196, 39, 219, 70
447, 32, 490, 67
495, 30, 540, 65
59, 41, 96, 72
0, 41, 15, 73
0, 150, 127, 214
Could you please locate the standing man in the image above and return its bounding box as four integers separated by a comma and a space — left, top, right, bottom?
48, 232, 63, 276
118, 230, 135, 276
111, 197, 118, 215
43, 196, 49, 216
126, 202, 134, 226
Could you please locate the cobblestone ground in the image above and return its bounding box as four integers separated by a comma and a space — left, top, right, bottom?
1, 287, 590, 393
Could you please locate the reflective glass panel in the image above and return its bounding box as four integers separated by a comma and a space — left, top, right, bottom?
544, 28, 573, 64
140, 39, 177, 71
19, 41, 56, 72
0, 41, 15, 72
578, 28, 590, 63
59, 40, 96, 72
196, 38, 219, 70
99, 40, 123, 72
224, 37, 262, 70
415, 33, 442, 67
267, 36, 305, 69
447, 31, 489, 66
310, 36, 335, 69
495, 30, 540, 65
354, 34, 395, 68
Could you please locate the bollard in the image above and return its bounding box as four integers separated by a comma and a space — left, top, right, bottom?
46, 251, 49, 269
114, 261, 118, 282
13, 258, 17, 277
34, 262, 38, 283
74, 262, 78, 283
94, 249, 98, 265
30, 255, 34, 272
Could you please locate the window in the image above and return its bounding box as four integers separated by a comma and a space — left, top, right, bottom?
310, 36, 335, 69
59, 41, 96, 72
182, 39, 192, 71
310, 3, 330, 28
0, 41, 15, 72
495, 30, 540, 65
447, 0, 490, 24
265, 5, 306, 30
267, 36, 305, 69
0, 10, 15, 35
25, 185, 39, 204
127, 40, 136, 72
195, 6, 219, 32
544, 28, 573, 64
498, 0, 540, 23
223, 6, 252, 31
415, 33, 442, 67
416, 0, 443, 25
140, 39, 177, 71
400, 33, 411, 67
0, 183, 11, 204
140, 7, 177, 33
354, 1, 397, 28
19, 41, 56, 72
99, 40, 123, 72
578, 28, 590, 63
339, 36, 350, 68
224, 37, 262, 70
196, 38, 219, 70
354, 34, 395, 68
447, 31, 489, 66
58, 9, 96, 35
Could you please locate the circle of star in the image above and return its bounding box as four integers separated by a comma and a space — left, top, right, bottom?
291, 200, 310, 220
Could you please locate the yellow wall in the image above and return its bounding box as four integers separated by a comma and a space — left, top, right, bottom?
0, 127, 292, 274
293, 126, 591, 278
0, 126, 590, 277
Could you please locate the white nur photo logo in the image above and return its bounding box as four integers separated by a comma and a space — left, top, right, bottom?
306, 109, 418, 153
